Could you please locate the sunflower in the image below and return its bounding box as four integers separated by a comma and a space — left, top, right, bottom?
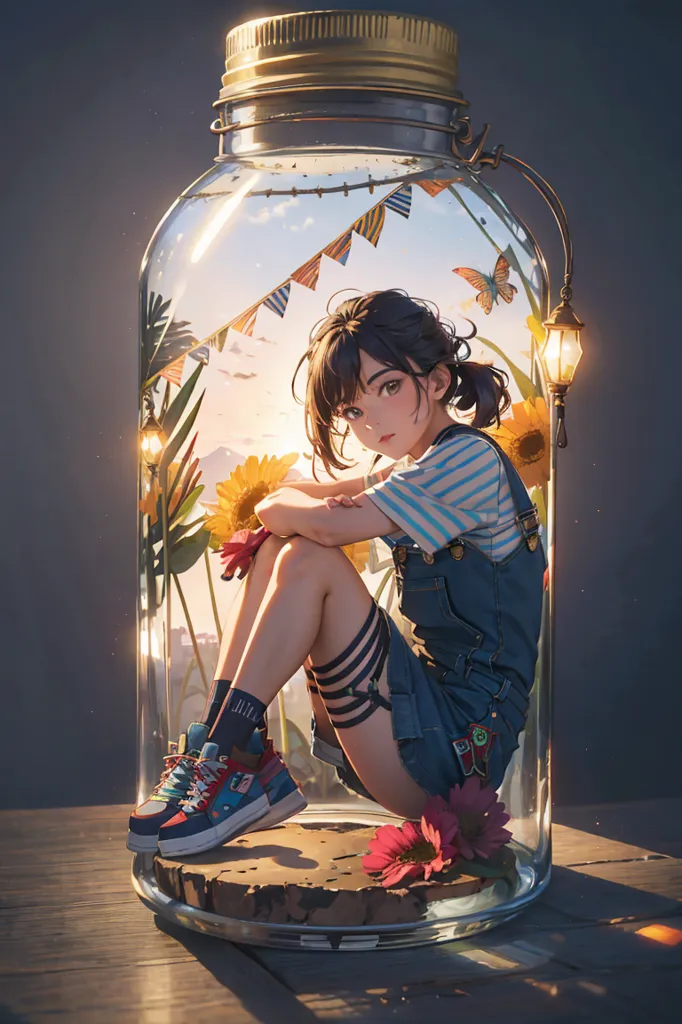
484, 395, 550, 490
204, 452, 299, 541
341, 538, 371, 574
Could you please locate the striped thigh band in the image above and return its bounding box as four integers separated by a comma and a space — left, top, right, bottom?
305, 600, 392, 730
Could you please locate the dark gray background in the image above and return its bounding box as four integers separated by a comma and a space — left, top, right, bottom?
1, 0, 679, 810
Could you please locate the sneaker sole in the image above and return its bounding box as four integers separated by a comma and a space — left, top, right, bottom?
157, 793, 270, 857
126, 830, 161, 853
242, 789, 308, 834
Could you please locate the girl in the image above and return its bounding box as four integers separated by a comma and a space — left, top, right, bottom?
128, 288, 546, 858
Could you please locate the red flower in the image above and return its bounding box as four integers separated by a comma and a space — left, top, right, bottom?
361, 795, 460, 887
218, 525, 272, 581
446, 775, 512, 860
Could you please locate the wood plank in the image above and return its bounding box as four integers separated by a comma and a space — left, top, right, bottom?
552, 822, 672, 867
0, 902, 316, 1024
0, 954, 313, 1024
554, 799, 682, 859
542, 860, 682, 922
296, 969, 655, 1022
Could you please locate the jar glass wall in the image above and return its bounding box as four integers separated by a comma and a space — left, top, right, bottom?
135, 144, 552, 944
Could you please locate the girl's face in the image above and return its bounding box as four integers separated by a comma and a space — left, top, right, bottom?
334, 349, 450, 459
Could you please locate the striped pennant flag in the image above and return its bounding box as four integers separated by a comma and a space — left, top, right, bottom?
159, 352, 187, 387
416, 178, 460, 197
291, 252, 323, 290
352, 204, 386, 247
324, 230, 353, 266
230, 304, 259, 337
263, 282, 291, 317
211, 325, 230, 353
383, 184, 412, 218
187, 343, 210, 364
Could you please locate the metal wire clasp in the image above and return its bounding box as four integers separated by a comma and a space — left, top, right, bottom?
516, 506, 541, 552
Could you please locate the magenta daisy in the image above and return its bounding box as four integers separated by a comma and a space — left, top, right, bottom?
447, 776, 512, 860
361, 796, 459, 887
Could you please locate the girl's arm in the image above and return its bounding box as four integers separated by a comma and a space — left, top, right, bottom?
275, 461, 396, 500
255, 486, 399, 546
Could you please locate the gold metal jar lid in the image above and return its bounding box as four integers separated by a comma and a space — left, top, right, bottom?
219, 9, 463, 106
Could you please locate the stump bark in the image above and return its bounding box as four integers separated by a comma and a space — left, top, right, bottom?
154, 822, 510, 926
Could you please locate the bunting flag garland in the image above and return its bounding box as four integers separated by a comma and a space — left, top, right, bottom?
323, 229, 353, 266
174, 176, 464, 372
351, 203, 386, 247
383, 184, 412, 218
229, 304, 260, 338
262, 282, 291, 317
290, 252, 323, 290
416, 178, 460, 197
159, 352, 187, 386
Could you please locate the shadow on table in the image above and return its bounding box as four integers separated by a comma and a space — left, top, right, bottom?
154, 916, 317, 1024
554, 798, 682, 858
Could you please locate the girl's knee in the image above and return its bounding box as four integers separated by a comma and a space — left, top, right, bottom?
253, 533, 287, 570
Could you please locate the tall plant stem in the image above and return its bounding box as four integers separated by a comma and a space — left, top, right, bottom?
204, 548, 223, 642
278, 691, 290, 755
160, 465, 172, 748
172, 657, 197, 738
172, 572, 209, 694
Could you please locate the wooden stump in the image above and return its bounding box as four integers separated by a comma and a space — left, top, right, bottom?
154, 822, 511, 927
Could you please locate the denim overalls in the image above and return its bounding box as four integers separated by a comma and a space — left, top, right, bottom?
383, 421, 548, 795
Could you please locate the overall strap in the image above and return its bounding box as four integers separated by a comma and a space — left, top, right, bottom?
432, 423, 542, 553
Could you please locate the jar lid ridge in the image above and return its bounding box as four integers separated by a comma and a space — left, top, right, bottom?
220, 9, 461, 104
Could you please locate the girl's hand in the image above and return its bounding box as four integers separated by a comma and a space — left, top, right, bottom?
324, 493, 363, 510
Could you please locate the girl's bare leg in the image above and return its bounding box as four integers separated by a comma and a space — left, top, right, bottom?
229, 535, 429, 819
210, 535, 337, 746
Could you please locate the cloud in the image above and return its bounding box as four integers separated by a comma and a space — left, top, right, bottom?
289, 216, 315, 233
247, 196, 300, 225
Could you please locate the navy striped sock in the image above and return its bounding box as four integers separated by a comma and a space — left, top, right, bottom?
208, 686, 268, 758
202, 678, 231, 730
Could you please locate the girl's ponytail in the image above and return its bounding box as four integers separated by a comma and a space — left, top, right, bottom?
420, 306, 512, 430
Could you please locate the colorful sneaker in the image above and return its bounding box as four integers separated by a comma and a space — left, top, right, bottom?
157, 742, 270, 857
243, 738, 307, 833
127, 722, 209, 852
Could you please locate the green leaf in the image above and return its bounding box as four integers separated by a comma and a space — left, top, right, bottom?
166, 435, 198, 513
161, 361, 203, 440
477, 336, 537, 402
159, 391, 205, 476
154, 529, 211, 576
453, 845, 517, 880
168, 517, 206, 546
170, 531, 211, 574
171, 485, 205, 528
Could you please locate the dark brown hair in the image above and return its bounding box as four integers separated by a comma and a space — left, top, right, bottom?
291, 288, 511, 480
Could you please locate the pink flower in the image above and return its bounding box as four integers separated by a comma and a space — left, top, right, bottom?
446, 776, 512, 860
218, 526, 272, 580
361, 795, 460, 887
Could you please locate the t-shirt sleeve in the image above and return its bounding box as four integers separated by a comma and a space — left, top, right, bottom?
364, 435, 503, 555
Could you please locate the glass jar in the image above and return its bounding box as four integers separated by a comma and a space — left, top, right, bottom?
133, 10, 554, 949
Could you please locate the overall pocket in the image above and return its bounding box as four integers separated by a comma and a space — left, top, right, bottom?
398, 575, 484, 650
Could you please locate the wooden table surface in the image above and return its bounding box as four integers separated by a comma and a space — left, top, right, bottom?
1, 799, 681, 1023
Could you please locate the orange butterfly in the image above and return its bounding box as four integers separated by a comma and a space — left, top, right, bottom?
452, 253, 518, 315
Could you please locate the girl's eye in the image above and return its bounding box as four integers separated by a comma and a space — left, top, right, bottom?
339, 379, 402, 421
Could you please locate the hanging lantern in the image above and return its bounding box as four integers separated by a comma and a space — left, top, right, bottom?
131, 8, 583, 949
139, 408, 166, 466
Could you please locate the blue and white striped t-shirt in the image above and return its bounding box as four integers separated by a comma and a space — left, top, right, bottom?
364, 432, 526, 560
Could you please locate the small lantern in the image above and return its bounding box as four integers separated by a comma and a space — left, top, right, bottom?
541, 298, 584, 387
541, 295, 584, 448
139, 408, 166, 466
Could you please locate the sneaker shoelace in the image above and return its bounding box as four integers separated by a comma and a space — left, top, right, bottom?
152, 754, 196, 800
181, 759, 227, 813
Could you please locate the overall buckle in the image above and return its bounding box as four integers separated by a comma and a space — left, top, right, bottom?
516, 505, 541, 552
